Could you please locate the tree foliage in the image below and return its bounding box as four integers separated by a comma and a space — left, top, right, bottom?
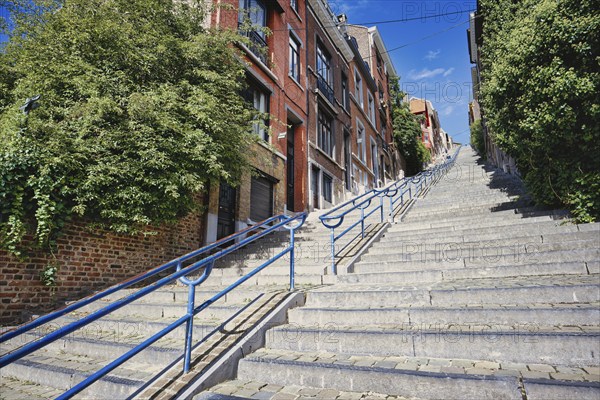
389, 77, 429, 175
470, 119, 485, 158
0, 0, 257, 255
479, 0, 600, 221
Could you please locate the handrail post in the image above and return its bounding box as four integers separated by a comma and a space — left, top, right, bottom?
389, 195, 394, 222
330, 227, 337, 275
289, 225, 296, 291
379, 194, 384, 223
360, 207, 365, 239
183, 283, 195, 373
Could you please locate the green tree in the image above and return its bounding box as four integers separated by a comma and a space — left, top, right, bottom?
479, 0, 600, 221
0, 0, 257, 255
470, 119, 485, 158
389, 77, 429, 175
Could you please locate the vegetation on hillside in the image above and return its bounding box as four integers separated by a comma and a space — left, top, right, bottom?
479, 0, 600, 221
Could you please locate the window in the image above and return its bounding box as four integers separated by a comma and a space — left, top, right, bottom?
354, 69, 363, 107
238, 0, 268, 63
250, 175, 274, 222
244, 80, 270, 141
357, 121, 366, 162
371, 139, 378, 177
341, 73, 349, 110
289, 36, 300, 81
318, 109, 334, 157
316, 43, 334, 103
368, 92, 376, 122
376, 52, 383, 75
322, 174, 333, 203
290, 0, 298, 12
316, 44, 331, 84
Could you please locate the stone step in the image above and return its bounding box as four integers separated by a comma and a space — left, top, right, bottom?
389, 215, 571, 235
405, 200, 527, 217
361, 238, 598, 261
377, 227, 598, 250
401, 206, 565, 225
237, 349, 600, 400
354, 248, 600, 272
194, 379, 421, 399
1, 331, 182, 366
0, 376, 64, 400
347, 261, 599, 283
0, 348, 156, 399
393, 211, 564, 232
266, 324, 600, 366
307, 274, 600, 307
76, 301, 245, 322
287, 304, 599, 328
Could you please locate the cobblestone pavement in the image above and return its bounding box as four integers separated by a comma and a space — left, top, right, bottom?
198, 379, 422, 400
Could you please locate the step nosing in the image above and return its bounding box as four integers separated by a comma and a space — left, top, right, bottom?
244, 356, 518, 382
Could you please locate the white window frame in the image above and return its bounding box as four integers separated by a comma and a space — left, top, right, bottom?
356, 119, 366, 162
354, 67, 363, 107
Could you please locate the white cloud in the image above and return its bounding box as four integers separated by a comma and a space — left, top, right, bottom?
408, 68, 446, 80
328, 0, 369, 14
443, 68, 455, 77
442, 105, 455, 116
425, 50, 441, 60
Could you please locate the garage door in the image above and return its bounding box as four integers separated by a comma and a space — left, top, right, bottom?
250, 175, 274, 222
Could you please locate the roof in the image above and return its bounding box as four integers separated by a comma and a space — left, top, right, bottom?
409, 98, 426, 114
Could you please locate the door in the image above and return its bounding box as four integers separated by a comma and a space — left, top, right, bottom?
286, 123, 295, 211
311, 166, 320, 209
217, 182, 236, 241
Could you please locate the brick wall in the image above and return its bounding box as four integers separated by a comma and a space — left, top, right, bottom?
0, 207, 205, 326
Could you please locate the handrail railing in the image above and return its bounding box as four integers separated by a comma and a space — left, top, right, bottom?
319, 146, 461, 274
0, 212, 306, 399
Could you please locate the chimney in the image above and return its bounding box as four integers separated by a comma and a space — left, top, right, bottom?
337, 13, 348, 36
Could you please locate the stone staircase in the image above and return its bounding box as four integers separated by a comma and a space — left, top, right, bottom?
0, 192, 384, 398
196, 146, 600, 400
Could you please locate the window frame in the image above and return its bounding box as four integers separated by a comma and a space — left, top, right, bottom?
354, 68, 363, 107
356, 119, 366, 162
244, 79, 271, 142
289, 35, 301, 82
368, 92, 376, 122
341, 73, 349, 111
316, 43, 332, 86
317, 108, 334, 158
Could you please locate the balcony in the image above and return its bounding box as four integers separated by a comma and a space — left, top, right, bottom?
317, 76, 335, 105
239, 27, 268, 65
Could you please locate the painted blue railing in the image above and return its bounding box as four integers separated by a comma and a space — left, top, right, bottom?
0, 212, 306, 399
319, 147, 461, 274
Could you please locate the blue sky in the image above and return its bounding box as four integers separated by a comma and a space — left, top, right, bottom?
331, 0, 477, 144
1, 1, 476, 143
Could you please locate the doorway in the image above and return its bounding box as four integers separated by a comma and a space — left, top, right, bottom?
217, 182, 236, 241
286, 123, 295, 212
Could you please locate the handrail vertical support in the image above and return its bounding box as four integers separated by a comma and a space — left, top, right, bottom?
360, 207, 365, 239
330, 228, 337, 275
183, 284, 196, 373
289, 227, 296, 291
379, 195, 384, 223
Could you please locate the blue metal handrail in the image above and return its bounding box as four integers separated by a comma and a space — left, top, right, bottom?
319, 147, 461, 273
0, 212, 306, 399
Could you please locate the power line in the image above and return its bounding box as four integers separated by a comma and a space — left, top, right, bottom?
269, 8, 476, 31
375, 17, 474, 58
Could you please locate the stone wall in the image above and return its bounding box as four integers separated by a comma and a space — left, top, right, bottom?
0, 207, 205, 326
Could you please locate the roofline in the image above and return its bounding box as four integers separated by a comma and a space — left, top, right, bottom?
368, 26, 398, 78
